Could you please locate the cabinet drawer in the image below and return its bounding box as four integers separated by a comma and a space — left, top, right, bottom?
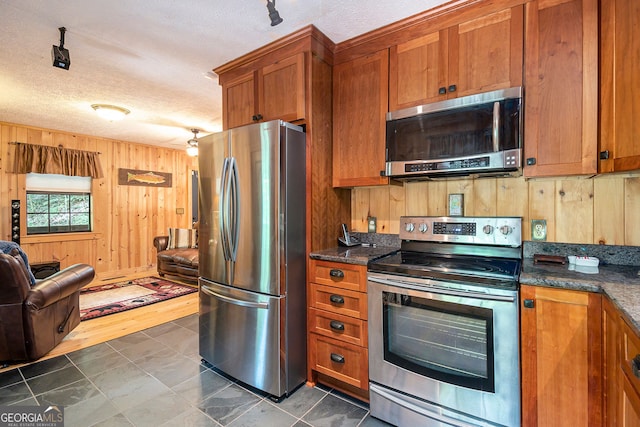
309, 308, 367, 347
622, 319, 640, 395
309, 259, 367, 292
309, 333, 368, 389
309, 283, 367, 319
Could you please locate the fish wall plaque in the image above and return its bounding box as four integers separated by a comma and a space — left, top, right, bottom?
117, 168, 172, 187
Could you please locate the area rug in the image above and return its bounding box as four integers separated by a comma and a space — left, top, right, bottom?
79, 276, 197, 321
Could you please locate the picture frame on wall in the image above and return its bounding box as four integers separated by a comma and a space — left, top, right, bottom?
117, 168, 172, 187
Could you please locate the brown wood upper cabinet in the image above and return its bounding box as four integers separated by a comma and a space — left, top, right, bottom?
599, 0, 640, 173
523, 0, 598, 177
222, 52, 305, 129
389, 5, 524, 111
520, 285, 602, 426
332, 49, 389, 188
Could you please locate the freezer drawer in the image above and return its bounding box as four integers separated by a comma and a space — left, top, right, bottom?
199, 279, 291, 398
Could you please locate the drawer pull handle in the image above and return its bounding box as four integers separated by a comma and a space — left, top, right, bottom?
330, 320, 345, 331
330, 353, 345, 364
633, 354, 640, 379
330, 294, 344, 304
329, 269, 344, 279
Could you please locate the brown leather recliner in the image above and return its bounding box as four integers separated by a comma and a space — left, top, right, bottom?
153, 235, 198, 281
0, 252, 95, 363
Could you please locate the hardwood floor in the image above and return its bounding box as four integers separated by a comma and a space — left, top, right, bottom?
1, 271, 199, 373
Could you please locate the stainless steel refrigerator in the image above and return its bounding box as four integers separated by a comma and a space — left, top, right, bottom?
198, 120, 306, 399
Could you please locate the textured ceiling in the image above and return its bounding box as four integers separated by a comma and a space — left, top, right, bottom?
0, 0, 454, 150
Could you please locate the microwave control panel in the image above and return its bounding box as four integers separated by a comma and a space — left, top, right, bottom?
405, 156, 490, 172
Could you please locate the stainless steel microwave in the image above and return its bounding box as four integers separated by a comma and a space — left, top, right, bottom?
385, 87, 523, 179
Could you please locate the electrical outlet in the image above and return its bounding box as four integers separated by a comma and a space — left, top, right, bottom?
531, 219, 547, 241
367, 216, 377, 233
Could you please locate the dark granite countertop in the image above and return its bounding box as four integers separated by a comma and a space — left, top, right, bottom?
309, 245, 399, 265
521, 259, 640, 333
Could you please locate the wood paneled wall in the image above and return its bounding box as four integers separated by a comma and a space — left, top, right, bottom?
0, 122, 198, 279
351, 173, 640, 246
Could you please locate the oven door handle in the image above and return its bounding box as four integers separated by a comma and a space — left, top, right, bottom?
370, 383, 480, 427
367, 276, 516, 303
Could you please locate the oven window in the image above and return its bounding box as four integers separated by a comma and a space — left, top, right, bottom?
382, 292, 495, 392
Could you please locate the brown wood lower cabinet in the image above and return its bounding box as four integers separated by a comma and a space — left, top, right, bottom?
520, 285, 602, 426
604, 296, 621, 426
621, 374, 640, 426
307, 259, 369, 401
309, 334, 368, 390
619, 313, 640, 425
603, 294, 640, 426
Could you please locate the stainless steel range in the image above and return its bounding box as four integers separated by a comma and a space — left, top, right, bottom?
367, 216, 522, 427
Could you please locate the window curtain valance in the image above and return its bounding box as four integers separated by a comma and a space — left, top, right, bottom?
13, 142, 104, 179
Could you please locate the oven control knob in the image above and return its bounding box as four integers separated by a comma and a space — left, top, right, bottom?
405, 223, 415, 233
499, 225, 513, 235
418, 223, 428, 233
483, 225, 494, 235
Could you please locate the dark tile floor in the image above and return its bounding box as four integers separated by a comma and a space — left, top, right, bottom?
0, 314, 392, 427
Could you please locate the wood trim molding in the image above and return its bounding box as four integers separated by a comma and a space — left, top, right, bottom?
214, 25, 335, 78
21, 232, 102, 244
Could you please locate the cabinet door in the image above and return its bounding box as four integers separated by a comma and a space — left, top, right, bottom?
621, 374, 640, 427
389, 30, 448, 110
600, 0, 640, 173
333, 50, 389, 188
520, 285, 602, 426
452, 5, 524, 98
223, 71, 256, 129
389, 5, 523, 111
603, 297, 621, 426
259, 52, 305, 123
621, 318, 640, 427
523, 0, 598, 177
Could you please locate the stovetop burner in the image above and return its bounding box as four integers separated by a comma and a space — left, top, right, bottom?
368, 251, 521, 288
399, 251, 519, 277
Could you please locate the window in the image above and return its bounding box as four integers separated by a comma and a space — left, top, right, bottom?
26, 174, 92, 234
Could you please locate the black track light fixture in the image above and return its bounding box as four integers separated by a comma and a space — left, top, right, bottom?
266, 0, 283, 26
52, 27, 70, 70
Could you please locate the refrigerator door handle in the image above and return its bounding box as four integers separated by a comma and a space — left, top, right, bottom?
220, 157, 232, 261
228, 157, 240, 262
201, 284, 269, 310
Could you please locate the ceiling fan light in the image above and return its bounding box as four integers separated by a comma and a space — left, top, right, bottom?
186, 145, 199, 157
186, 128, 200, 156
91, 104, 130, 121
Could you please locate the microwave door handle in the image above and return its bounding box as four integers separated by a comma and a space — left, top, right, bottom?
492, 101, 500, 152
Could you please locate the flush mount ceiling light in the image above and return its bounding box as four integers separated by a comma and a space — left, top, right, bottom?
266, 0, 283, 26
186, 129, 199, 157
91, 104, 130, 121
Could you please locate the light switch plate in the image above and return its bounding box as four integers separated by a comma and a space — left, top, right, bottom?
448, 194, 464, 216
531, 219, 547, 241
